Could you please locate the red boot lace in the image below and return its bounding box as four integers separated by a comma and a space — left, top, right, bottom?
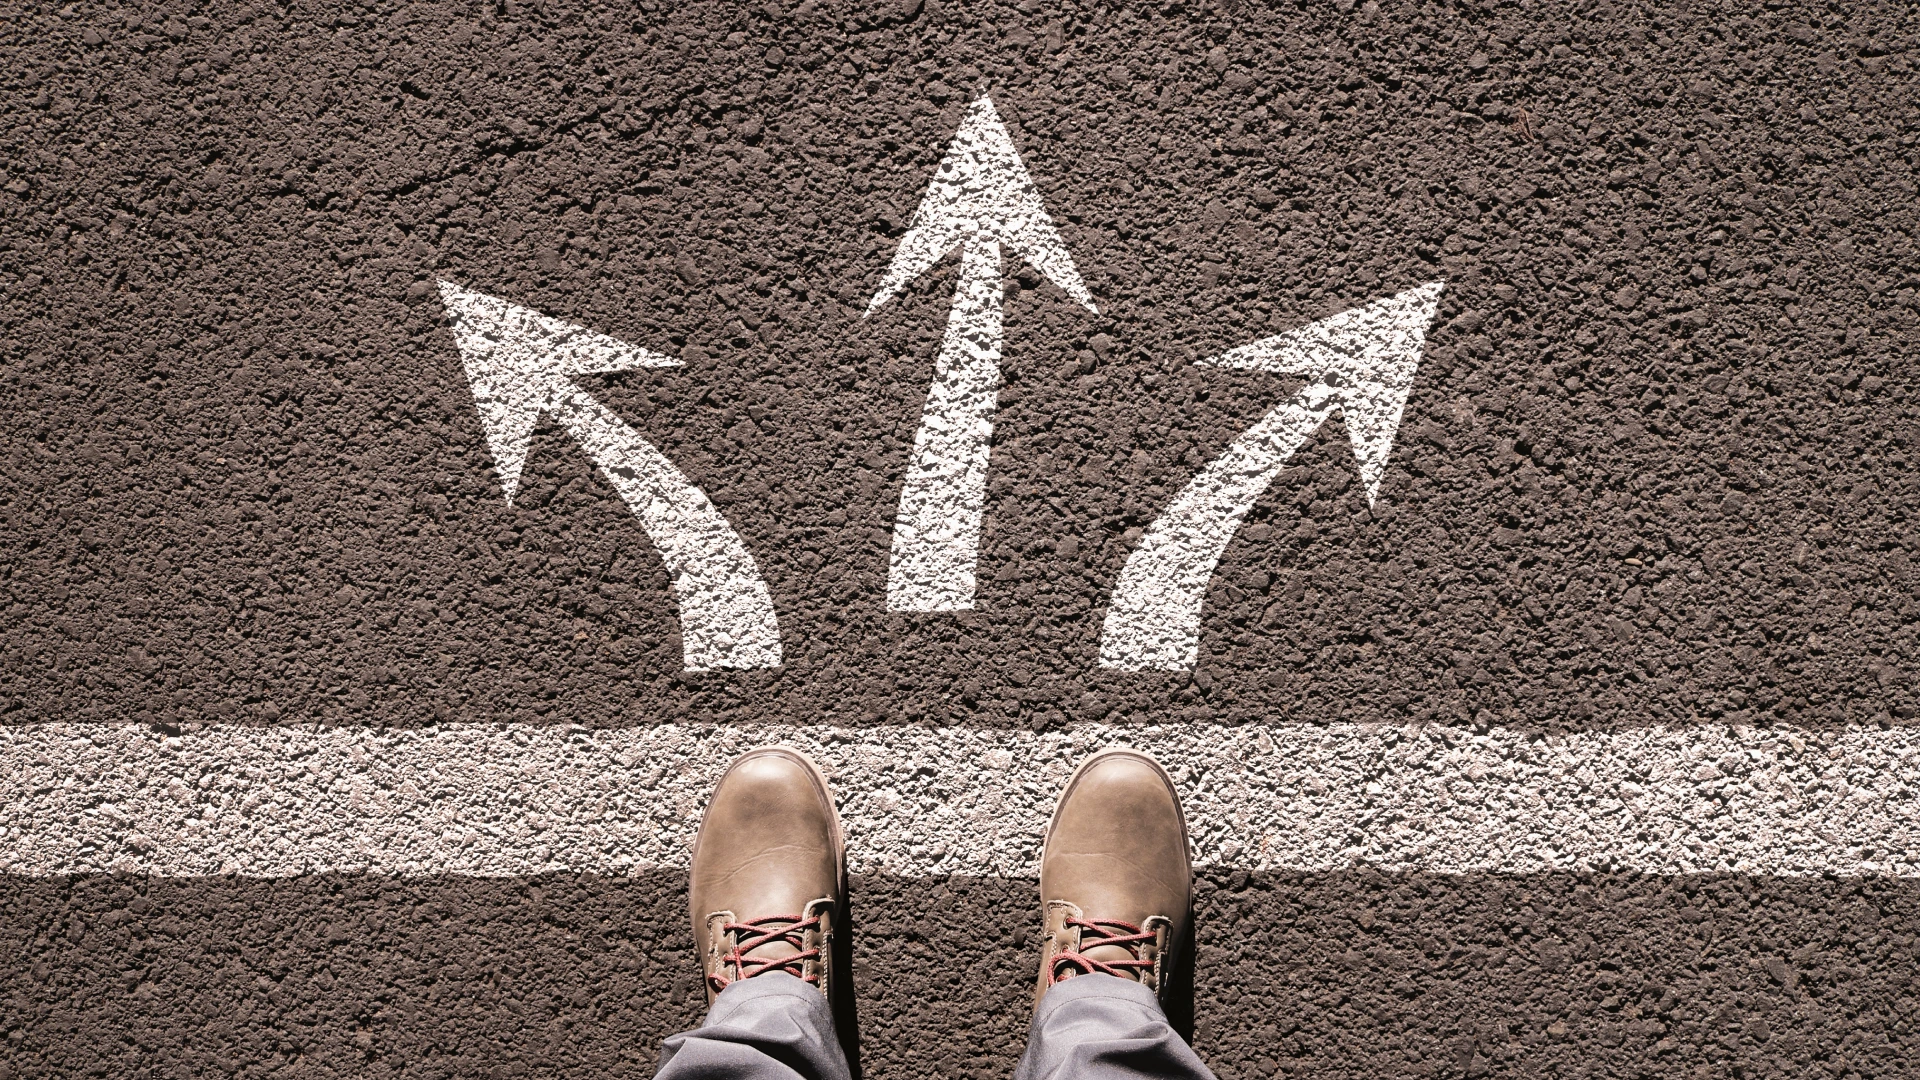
1046, 917, 1157, 985
709, 912, 824, 994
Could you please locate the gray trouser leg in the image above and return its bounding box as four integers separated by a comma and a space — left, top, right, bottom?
656, 972, 851, 1080
1013, 973, 1218, 1080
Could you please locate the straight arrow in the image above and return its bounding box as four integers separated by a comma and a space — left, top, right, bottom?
438, 282, 782, 672
867, 95, 1097, 612
1099, 282, 1445, 672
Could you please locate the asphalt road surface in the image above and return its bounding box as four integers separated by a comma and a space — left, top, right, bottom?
5, 0, 1920, 1077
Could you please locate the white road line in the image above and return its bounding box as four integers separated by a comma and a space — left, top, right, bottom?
4, 723, 1917, 879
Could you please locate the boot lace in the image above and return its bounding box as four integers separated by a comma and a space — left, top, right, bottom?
1047, 917, 1157, 985
709, 912, 823, 994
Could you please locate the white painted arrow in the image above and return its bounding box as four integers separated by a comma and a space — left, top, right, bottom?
438, 281, 782, 672
868, 95, 1097, 612
1100, 283, 1445, 672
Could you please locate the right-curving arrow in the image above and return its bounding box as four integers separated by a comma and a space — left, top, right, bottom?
867, 94, 1097, 613
1099, 282, 1445, 672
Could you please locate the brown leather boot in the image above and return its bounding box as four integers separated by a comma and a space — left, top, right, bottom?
1035, 747, 1193, 1007
689, 746, 846, 1004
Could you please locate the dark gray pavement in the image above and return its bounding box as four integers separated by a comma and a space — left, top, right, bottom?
4, 0, 1920, 1077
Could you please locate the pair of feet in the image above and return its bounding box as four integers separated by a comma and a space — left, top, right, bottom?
691, 746, 1193, 1010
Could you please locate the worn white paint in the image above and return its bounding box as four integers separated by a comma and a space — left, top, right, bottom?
869, 95, 1097, 612
1101, 284, 1444, 672
439, 282, 782, 671
6, 721, 1919, 879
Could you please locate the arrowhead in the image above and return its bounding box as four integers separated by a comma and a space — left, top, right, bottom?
1205, 282, 1444, 505
867, 95, 1096, 315
437, 281, 679, 504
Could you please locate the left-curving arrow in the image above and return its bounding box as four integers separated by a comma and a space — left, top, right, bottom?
437, 281, 782, 672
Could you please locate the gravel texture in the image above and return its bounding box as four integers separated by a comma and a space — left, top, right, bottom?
5, 0, 1920, 1077
7, 871, 1920, 1078
2, 0, 1916, 731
